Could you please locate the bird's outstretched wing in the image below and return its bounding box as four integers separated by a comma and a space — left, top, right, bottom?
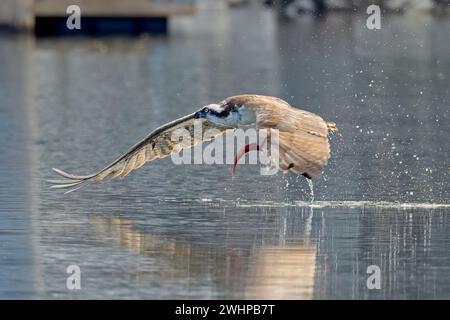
48, 113, 231, 193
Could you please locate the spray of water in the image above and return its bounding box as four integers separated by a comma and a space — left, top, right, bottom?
307, 179, 314, 203
198, 197, 450, 209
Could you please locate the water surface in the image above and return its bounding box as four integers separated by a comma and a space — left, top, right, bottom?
0, 3, 449, 299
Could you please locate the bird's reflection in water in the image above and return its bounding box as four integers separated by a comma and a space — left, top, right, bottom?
89, 215, 191, 257
247, 207, 317, 300
87, 207, 318, 299
246, 245, 316, 299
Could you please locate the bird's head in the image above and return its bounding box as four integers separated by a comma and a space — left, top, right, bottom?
194, 104, 218, 120
194, 101, 256, 127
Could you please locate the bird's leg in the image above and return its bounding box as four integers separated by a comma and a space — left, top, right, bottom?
231, 143, 260, 176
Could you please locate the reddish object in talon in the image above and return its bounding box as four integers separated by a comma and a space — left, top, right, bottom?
231, 143, 260, 176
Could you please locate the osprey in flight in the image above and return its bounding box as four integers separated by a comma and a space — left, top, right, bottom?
48, 95, 337, 193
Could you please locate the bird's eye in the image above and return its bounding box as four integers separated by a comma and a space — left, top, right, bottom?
203, 107, 209, 113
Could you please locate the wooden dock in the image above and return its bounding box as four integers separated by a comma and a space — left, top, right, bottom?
0, 0, 196, 34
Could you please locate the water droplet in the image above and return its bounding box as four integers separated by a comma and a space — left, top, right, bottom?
307, 179, 314, 203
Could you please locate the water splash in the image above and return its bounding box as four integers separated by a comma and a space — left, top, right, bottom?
197, 198, 450, 209
307, 179, 314, 203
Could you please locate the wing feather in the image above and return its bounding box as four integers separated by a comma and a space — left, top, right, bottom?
48, 113, 231, 192
256, 105, 331, 178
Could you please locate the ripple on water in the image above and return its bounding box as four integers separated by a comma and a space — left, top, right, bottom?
197, 198, 450, 209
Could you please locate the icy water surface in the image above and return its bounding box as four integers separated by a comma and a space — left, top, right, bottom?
1, 3, 450, 299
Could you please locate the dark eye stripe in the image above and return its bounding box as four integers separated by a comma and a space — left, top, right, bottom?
210, 109, 221, 117
214, 102, 239, 118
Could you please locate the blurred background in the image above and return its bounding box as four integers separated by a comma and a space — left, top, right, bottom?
0, 0, 449, 299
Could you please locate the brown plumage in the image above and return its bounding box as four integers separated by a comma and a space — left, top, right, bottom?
48, 94, 336, 193
224, 95, 336, 177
